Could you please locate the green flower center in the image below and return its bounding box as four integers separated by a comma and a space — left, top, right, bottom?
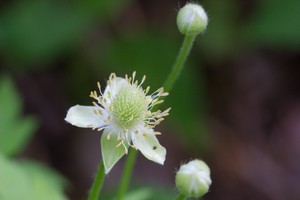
111, 85, 148, 129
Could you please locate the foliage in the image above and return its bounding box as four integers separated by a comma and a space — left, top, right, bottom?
0, 75, 68, 200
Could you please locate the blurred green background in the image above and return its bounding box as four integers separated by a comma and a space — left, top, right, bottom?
1, 0, 300, 199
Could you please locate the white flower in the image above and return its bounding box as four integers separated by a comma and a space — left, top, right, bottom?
65, 72, 170, 173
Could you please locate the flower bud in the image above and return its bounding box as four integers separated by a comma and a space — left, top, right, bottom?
175, 159, 211, 198
177, 3, 208, 36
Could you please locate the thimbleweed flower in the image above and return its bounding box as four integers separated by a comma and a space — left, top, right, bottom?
177, 3, 208, 36
175, 159, 212, 198
65, 72, 170, 173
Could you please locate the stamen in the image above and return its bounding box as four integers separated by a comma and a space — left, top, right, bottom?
154, 132, 161, 135
98, 127, 105, 132
139, 75, 146, 87
161, 92, 169, 97
109, 73, 116, 80
107, 132, 111, 140
145, 86, 150, 95
132, 71, 136, 84
116, 141, 123, 148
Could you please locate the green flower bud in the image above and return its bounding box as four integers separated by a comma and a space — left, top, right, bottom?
177, 3, 208, 36
175, 159, 212, 198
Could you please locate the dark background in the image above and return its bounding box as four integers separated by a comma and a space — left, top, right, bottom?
1, 0, 300, 199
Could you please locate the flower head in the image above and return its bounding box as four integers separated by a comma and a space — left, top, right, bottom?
177, 3, 208, 36
175, 159, 212, 198
65, 72, 170, 173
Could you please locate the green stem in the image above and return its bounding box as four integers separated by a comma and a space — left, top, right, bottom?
163, 35, 196, 92
175, 193, 186, 200
117, 148, 137, 200
88, 161, 105, 200
116, 34, 197, 200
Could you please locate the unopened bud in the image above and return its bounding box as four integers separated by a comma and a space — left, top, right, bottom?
175, 159, 211, 198
177, 3, 208, 36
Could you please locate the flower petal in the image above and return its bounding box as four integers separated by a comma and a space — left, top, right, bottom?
65, 105, 105, 128
101, 129, 128, 173
132, 130, 166, 165
103, 77, 128, 106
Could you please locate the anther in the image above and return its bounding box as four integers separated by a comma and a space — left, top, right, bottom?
98, 127, 104, 132
132, 71, 136, 83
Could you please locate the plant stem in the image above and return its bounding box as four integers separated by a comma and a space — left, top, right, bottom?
175, 193, 186, 200
117, 148, 137, 200
88, 161, 105, 200
116, 35, 197, 200
163, 35, 196, 92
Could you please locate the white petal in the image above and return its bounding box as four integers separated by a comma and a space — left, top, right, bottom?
65, 105, 106, 128
101, 129, 128, 173
132, 129, 166, 165
103, 77, 128, 106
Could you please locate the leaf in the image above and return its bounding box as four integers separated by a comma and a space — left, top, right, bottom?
0, 154, 68, 200
0, 75, 21, 125
0, 116, 37, 157
0, 75, 38, 157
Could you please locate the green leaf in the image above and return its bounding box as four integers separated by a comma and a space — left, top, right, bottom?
0, 75, 37, 157
0, 75, 21, 125
0, 154, 67, 200
101, 129, 128, 173
0, 116, 37, 157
